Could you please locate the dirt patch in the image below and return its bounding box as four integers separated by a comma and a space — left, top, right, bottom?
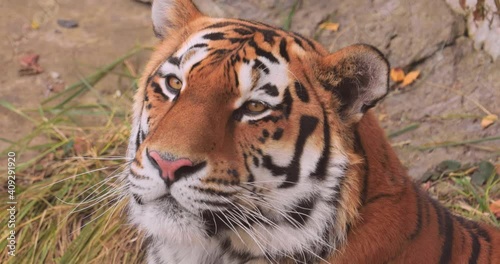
1, 0, 499, 180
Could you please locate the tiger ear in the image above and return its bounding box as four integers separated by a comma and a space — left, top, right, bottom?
152, 0, 203, 38
316, 44, 389, 122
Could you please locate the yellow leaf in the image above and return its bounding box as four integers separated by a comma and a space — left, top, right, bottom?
378, 114, 387, 121
31, 20, 40, 30
481, 114, 498, 129
489, 200, 500, 219
319, 22, 340, 32
401, 70, 420, 87
390, 68, 405, 82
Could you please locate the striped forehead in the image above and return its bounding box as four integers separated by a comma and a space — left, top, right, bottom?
157, 26, 297, 107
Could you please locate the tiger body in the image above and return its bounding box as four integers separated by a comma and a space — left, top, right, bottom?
125, 1, 500, 263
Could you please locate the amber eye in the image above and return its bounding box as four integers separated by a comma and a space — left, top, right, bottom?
166, 75, 182, 90
245, 101, 268, 114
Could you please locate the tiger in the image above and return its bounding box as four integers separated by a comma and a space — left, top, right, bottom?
125, 0, 500, 263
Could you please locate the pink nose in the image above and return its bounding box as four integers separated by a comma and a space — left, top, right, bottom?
148, 151, 193, 181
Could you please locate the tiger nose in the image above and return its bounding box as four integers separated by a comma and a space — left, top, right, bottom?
147, 150, 193, 182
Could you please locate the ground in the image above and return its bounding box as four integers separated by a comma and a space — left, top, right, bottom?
0, 0, 498, 262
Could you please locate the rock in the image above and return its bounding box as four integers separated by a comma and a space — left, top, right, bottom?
49, 71, 60, 80
57, 19, 78, 28
446, 0, 500, 60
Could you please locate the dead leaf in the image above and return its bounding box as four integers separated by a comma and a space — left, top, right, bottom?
490, 200, 500, 219
421, 181, 431, 191
390, 68, 405, 82
73, 137, 90, 155
495, 163, 500, 176
318, 22, 340, 32
378, 114, 387, 121
480, 114, 498, 129
401, 70, 420, 87
19, 53, 43, 76
31, 20, 40, 30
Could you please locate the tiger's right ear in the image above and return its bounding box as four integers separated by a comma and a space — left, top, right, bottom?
152, 0, 203, 38
316, 44, 389, 123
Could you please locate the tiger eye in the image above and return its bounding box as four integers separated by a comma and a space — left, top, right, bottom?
246, 101, 268, 113
166, 76, 182, 90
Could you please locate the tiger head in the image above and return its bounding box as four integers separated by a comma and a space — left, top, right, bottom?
126, 0, 389, 262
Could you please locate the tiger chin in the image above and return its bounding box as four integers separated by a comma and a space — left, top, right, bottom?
125, 0, 500, 263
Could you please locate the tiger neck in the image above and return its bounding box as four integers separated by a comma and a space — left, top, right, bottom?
355, 111, 408, 205
328, 110, 413, 262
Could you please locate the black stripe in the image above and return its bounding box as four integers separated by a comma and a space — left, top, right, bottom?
244, 154, 255, 183
191, 43, 208, 49
129, 169, 147, 180
220, 238, 254, 262
253, 59, 269, 74
167, 56, 181, 66
455, 216, 491, 264
280, 115, 319, 188
252, 156, 259, 167
248, 39, 278, 63
262, 155, 287, 176
468, 230, 481, 264
233, 28, 253, 35
150, 81, 168, 100
279, 38, 290, 62
203, 32, 225, 40
281, 87, 293, 119
409, 185, 423, 240
261, 29, 278, 45
233, 68, 239, 88
132, 193, 144, 205
436, 201, 454, 264
191, 186, 234, 197
292, 32, 317, 52
294, 81, 309, 103
364, 193, 396, 204
441, 210, 454, 263
310, 110, 330, 180
287, 196, 316, 226
258, 83, 279, 96
272, 128, 284, 140
293, 37, 304, 49
135, 129, 141, 150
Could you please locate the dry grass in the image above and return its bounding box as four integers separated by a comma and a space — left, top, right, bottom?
0, 47, 147, 263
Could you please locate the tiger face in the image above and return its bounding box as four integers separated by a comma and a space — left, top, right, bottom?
126, 0, 388, 263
